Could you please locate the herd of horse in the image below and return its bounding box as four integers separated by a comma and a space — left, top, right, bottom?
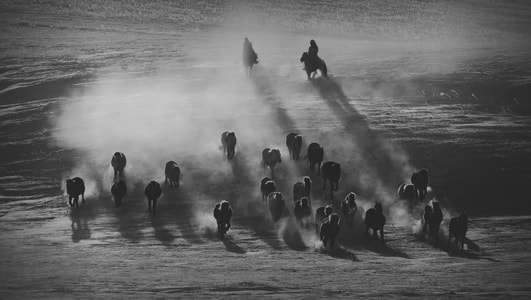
66, 132, 469, 251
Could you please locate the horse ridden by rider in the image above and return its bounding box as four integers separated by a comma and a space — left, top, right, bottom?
301, 39, 327, 79
243, 37, 258, 75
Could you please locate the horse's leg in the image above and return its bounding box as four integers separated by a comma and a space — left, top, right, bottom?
317, 162, 322, 176
373, 228, 377, 239
380, 228, 385, 242
75, 195, 79, 209
82, 193, 85, 204
153, 199, 157, 216
148, 199, 152, 212
322, 177, 327, 191
69, 196, 73, 207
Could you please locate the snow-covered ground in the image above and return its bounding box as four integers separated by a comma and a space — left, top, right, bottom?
1, 1, 531, 298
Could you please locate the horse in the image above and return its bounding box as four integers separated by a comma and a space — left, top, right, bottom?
448, 213, 468, 250
423, 201, 443, 242
340, 192, 358, 227
214, 200, 233, 236
411, 169, 429, 202
320, 213, 340, 250
315, 205, 333, 232
111, 152, 127, 178
322, 161, 341, 194
293, 197, 312, 227
66, 177, 85, 208
165, 161, 181, 189
300, 52, 328, 80
262, 148, 282, 178
260, 177, 276, 203
267, 192, 285, 222
292, 176, 311, 204
286, 133, 303, 160
221, 131, 237, 160
144, 180, 162, 216
305, 143, 324, 175
398, 183, 418, 209
364, 202, 386, 243
111, 179, 127, 208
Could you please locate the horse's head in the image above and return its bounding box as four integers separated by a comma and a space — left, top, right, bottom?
329, 213, 340, 226
375, 202, 383, 213
221, 200, 230, 211
228, 132, 235, 138
432, 201, 441, 213
303, 176, 312, 186
346, 192, 356, 203
272, 149, 281, 163
301, 197, 309, 207
300, 52, 308, 63
324, 205, 333, 216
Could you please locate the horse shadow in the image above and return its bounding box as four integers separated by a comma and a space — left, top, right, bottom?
112, 183, 147, 243
157, 185, 205, 245
69, 203, 96, 243
328, 246, 359, 262
415, 228, 496, 261
150, 217, 175, 246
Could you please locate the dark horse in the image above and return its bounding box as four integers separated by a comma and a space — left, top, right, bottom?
214, 200, 233, 237
320, 213, 340, 251
300, 52, 327, 80
364, 202, 386, 243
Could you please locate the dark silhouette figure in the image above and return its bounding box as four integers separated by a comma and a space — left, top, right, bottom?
66, 177, 85, 208
292, 176, 312, 204
321, 161, 341, 194
221, 131, 237, 160
242, 37, 258, 75
340, 192, 358, 227
267, 192, 285, 222
411, 169, 429, 202
308, 39, 319, 59
423, 201, 443, 242
260, 177, 276, 203
111, 179, 127, 208
261, 148, 282, 178
315, 205, 333, 232
301, 41, 327, 79
364, 202, 386, 243
448, 213, 468, 251
286, 132, 303, 160
293, 197, 312, 227
320, 213, 340, 251
306, 143, 324, 175
165, 161, 181, 189
111, 152, 127, 178
214, 200, 233, 237
398, 182, 418, 209
144, 180, 162, 216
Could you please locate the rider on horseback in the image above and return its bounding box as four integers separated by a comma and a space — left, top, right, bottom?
243, 37, 258, 66
308, 40, 319, 66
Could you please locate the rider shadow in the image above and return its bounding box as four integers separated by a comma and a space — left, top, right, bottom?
226, 154, 284, 251
69, 203, 95, 243
309, 77, 407, 194
249, 73, 298, 131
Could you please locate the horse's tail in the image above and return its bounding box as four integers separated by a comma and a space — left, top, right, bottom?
319, 59, 328, 77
